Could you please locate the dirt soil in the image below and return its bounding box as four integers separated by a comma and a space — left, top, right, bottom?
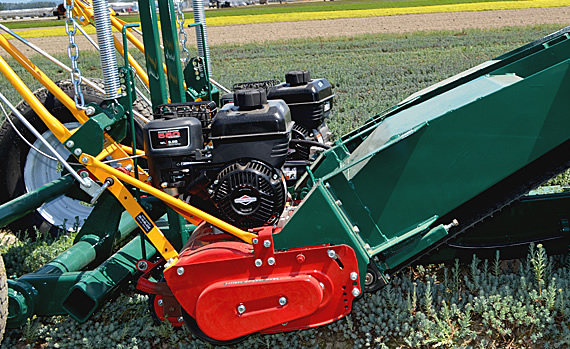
3, 7, 570, 57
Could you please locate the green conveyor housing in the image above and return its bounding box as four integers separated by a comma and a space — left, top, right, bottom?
274, 27, 570, 282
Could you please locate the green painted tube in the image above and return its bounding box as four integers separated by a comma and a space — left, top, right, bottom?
62, 235, 157, 322
0, 175, 75, 227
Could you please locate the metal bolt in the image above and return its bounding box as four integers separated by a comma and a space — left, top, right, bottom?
352, 288, 360, 297
335, 200, 342, 206
252, 238, 258, 244
324, 182, 330, 188
80, 171, 89, 178
263, 240, 271, 248
177, 267, 185, 275
282, 322, 288, 326
279, 297, 287, 306
273, 174, 278, 180
213, 179, 219, 185
65, 140, 74, 148
79, 16, 85, 21
353, 226, 360, 234
350, 272, 358, 281
267, 257, 275, 266
137, 260, 148, 271
157, 299, 163, 306
296, 254, 305, 264
254, 259, 262, 267
365, 272, 374, 286
105, 126, 111, 131
327, 249, 337, 259
178, 317, 184, 323
85, 106, 96, 116
237, 304, 246, 314
81, 156, 89, 163
364, 244, 371, 251
74, 148, 83, 156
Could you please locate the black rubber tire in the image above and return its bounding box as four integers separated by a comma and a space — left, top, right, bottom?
0, 80, 150, 234
0, 253, 7, 343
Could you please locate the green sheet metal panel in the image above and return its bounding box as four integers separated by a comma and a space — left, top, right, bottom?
279, 30, 570, 279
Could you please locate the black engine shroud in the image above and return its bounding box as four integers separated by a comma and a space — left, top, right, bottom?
143, 93, 292, 229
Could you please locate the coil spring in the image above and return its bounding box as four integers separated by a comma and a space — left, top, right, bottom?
93, 0, 121, 100
192, 0, 212, 74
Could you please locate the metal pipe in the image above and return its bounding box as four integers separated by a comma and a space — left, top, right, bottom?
0, 33, 88, 125
0, 92, 91, 187
192, 0, 212, 74
0, 175, 76, 227
0, 23, 105, 96
92, 0, 121, 99
62, 234, 157, 322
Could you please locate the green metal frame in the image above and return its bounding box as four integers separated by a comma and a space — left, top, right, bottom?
2, 6, 570, 330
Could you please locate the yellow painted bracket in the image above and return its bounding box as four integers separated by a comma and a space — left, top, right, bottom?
81, 154, 258, 245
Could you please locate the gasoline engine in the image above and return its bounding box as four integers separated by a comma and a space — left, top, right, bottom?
144, 70, 334, 229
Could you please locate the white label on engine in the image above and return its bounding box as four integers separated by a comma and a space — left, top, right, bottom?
234, 195, 257, 206
324, 101, 331, 112
283, 167, 297, 180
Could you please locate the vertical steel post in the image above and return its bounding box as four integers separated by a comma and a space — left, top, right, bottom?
138, 0, 167, 107
158, 0, 186, 103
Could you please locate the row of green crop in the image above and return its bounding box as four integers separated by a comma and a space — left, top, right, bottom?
1, 0, 522, 30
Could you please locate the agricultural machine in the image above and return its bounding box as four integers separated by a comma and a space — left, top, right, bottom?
0, 0, 570, 343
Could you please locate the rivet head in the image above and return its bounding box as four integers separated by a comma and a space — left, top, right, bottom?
65, 140, 74, 148
267, 257, 275, 266
74, 148, 83, 156
263, 240, 271, 248
252, 238, 258, 245
157, 299, 163, 306
254, 259, 262, 267
327, 250, 337, 259
352, 288, 360, 297
237, 304, 246, 314
279, 297, 287, 306
350, 272, 358, 281
177, 267, 185, 275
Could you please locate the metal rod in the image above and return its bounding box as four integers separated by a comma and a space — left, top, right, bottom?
210, 78, 231, 94
76, 21, 99, 50
0, 92, 91, 188
0, 23, 105, 96
0, 175, 76, 227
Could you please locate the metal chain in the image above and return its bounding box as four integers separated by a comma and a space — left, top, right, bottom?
176, 0, 190, 65
65, 0, 85, 109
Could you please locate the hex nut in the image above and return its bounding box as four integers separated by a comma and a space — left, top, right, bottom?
237, 304, 246, 314
279, 297, 287, 306
255, 259, 262, 267
177, 267, 185, 275
263, 240, 271, 248
268, 257, 275, 266
352, 288, 360, 297
350, 272, 358, 281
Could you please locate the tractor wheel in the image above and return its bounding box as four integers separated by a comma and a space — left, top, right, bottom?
0, 80, 150, 234
0, 253, 7, 342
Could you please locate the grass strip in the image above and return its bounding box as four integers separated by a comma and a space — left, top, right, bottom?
3, 0, 568, 38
